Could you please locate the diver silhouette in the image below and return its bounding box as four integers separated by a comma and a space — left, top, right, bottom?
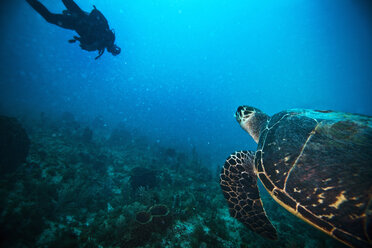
26, 0, 121, 59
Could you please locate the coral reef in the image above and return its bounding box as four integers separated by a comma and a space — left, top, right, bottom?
136, 211, 152, 224
130, 167, 159, 190
0, 113, 346, 248
149, 204, 169, 216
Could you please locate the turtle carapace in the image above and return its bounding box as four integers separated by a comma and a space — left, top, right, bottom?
220, 106, 372, 248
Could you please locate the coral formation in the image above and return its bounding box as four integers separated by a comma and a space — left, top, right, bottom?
149, 204, 169, 216
136, 211, 152, 224
0, 114, 345, 248
0, 115, 30, 174
130, 167, 159, 189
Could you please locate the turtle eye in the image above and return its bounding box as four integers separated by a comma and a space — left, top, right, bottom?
237, 106, 244, 115
237, 106, 253, 118
235, 106, 244, 119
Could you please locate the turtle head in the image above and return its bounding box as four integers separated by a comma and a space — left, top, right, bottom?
235, 106, 269, 143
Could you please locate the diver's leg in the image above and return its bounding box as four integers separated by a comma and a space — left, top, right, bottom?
26, 0, 76, 30
26, 0, 54, 22
62, 0, 85, 15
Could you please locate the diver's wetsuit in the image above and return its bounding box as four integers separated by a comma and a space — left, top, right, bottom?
26, 0, 121, 59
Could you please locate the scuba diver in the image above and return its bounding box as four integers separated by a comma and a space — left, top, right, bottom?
26, 0, 121, 59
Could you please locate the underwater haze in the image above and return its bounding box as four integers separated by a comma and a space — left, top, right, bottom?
0, 0, 371, 247
1, 0, 371, 161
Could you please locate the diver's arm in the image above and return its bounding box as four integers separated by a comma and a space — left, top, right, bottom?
79, 41, 100, 51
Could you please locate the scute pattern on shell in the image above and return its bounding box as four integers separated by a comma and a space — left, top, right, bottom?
257, 109, 372, 248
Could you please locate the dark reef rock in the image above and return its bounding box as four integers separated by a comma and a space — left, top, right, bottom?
135, 211, 152, 224
130, 167, 158, 189
149, 204, 169, 216
149, 204, 172, 232
133, 204, 172, 245
0, 116, 30, 174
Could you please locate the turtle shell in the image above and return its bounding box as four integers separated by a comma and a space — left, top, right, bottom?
255, 109, 372, 248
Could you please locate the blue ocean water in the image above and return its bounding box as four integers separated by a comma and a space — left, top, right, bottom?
1, 0, 371, 162
0, 0, 371, 247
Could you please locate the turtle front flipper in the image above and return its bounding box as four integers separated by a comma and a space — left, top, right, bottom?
220, 151, 278, 240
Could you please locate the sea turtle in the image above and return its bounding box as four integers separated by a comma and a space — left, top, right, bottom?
220, 106, 372, 248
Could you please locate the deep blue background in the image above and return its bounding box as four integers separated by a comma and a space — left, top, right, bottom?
0, 0, 371, 165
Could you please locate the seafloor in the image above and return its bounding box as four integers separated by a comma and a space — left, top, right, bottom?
0, 113, 346, 248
